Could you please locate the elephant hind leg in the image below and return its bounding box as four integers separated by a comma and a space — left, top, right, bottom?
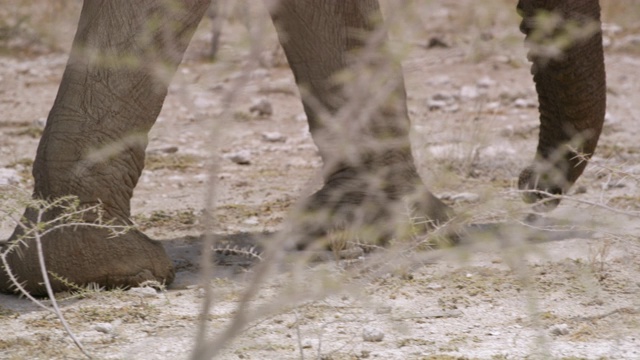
271, 0, 453, 249
517, 0, 606, 210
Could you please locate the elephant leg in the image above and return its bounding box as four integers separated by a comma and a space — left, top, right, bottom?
269, 1, 452, 248
517, 0, 606, 210
0, 0, 210, 295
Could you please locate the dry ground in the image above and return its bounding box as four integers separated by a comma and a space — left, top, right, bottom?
1, 1, 640, 359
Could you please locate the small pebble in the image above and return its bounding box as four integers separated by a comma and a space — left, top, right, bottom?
249, 98, 273, 117
550, 323, 570, 336
427, 99, 448, 111
225, 150, 251, 165
94, 323, 113, 334
33, 117, 47, 128
128, 287, 159, 298
295, 113, 307, 122
426, 283, 443, 290
362, 328, 385, 342
513, 98, 536, 108
476, 76, 495, 88
460, 85, 479, 100
262, 132, 286, 143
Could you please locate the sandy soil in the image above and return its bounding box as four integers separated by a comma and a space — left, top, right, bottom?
1, 1, 639, 359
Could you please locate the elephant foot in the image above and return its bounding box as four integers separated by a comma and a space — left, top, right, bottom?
0, 227, 174, 296
290, 167, 453, 250
518, 164, 570, 212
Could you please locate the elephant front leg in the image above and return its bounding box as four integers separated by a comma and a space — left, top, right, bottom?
270, 1, 453, 249
517, 0, 606, 210
0, 0, 210, 295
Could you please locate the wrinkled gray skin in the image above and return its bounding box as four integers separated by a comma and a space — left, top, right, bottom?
0, 0, 605, 295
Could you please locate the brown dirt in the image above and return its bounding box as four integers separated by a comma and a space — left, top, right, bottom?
1, 1, 639, 359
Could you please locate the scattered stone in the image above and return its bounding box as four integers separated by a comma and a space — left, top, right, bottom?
362, 327, 385, 342
426, 283, 443, 290
485, 101, 500, 111
196, 288, 206, 298
427, 92, 459, 112
0, 168, 20, 186
493, 55, 511, 64
225, 150, 251, 165
249, 98, 273, 117
476, 76, 495, 88
602, 23, 623, 36
427, 99, 447, 111
513, 98, 536, 108
460, 85, 479, 100
127, 287, 159, 298
261, 132, 286, 143
550, 323, 570, 336
94, 323, 113, 334
33, 117, 46, 128
605, 112, 619, 124
243, 216, 259, 225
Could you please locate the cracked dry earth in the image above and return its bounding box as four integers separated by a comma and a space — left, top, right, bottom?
1, 1, 640, 359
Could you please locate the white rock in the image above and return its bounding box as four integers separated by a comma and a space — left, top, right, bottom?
602, 23, 623, 35
249, 98, 273, 116
94, 323, 113, 334
262, 132, 286, 143
295, 113, 307, 122
243, 216, 259, 225
460, 85, 479, 100
513, 98, 536, 108
225, 150, 251, 165
362, 327, 385, 342
486, 102, 501, 110
33, 117, 47, 128
427, 99, 447, 111
128, 287, 159, 298
550, 323, 570, 336
605, 112, 619, 124
476, 76, 495, 88
431, 92, 455, 102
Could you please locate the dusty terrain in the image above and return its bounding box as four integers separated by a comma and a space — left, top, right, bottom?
1, 1, 640, 359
